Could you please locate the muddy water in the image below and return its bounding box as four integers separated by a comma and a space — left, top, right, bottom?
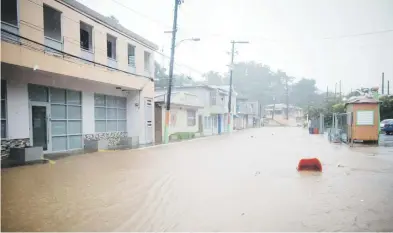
2, 128, 393, 231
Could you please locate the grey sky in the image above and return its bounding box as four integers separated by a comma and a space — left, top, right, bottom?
78, 0, 393, 93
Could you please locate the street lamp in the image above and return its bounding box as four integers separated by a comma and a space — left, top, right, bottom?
175, 38, 200, 47
227, 40, 249, 133
163, 0, 200, 144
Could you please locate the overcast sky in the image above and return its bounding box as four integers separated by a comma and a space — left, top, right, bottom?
78, 0, 393, 93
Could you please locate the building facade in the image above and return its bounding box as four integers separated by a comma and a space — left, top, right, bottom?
1, 0, 158, 157
154, 91, 203, 143
235, 98, 261, 129
156, 85, 235, 136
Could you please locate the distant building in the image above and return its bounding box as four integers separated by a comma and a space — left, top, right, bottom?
264, 103, 303, 118
235, 97, 261, 129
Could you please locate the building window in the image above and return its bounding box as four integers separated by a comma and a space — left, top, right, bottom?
80, 21, 93, 51
28, 84, 83, 151
1, 0, 18, 26
144, 51, 151, 72
187, 110, 196, 126
1, 80, 7, 139
107, 34, 116, 59
43, 5, 62, 41
128, 44, 136, 67
210, 91, 216, 105
50, 88, 83, 151
94, 94, 127, 133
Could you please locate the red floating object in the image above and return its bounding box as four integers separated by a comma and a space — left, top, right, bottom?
297, 158, 322, 172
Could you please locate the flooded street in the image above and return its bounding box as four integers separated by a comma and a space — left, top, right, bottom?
2, 127, 393, 231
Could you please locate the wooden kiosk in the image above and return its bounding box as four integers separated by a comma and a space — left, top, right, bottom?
345, 96, 379, 142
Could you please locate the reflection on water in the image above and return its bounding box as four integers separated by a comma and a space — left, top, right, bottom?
2, 128, 393, 231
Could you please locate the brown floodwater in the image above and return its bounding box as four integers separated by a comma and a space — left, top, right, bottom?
2, 127, 393, 231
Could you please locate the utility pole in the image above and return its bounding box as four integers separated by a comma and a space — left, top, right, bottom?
388, 80, 390, 95
227, 40, 248, 133
272, 96, 276, 120
326, 86, 328, 99
382, 72, 385, 95
285, 75, 289, 120
227, 42, 235, 133
164, 0, 181, 144
334, 82, 337, 102
339, 80, 342, 101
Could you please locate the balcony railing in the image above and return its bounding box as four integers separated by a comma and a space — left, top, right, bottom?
1, 22, 19, 44
128, 56, 136, 73
81, 48, 94, 62
107, 57, 118, 69
210, 105, 226, 114
44, 36, 63, 55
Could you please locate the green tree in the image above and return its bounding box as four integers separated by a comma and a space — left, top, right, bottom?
155, 62, 196, 88
204, 71, 224, 85
380, 96, 393, 120
154, 62, 168, 88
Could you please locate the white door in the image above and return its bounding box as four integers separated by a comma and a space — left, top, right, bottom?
144, 98, 153, 144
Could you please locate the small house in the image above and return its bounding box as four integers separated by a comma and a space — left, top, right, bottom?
154, 91, 204, 143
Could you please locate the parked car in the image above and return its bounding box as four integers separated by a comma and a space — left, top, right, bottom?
380, 119, 393, 133
381, 119, 393, 135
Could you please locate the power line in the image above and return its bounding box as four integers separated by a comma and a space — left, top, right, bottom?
110, 0, 172, 29
323, 29, 393, 40
21, 0, 206, 77
107, 0, 393, 43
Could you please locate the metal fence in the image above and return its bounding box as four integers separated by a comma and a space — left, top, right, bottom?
328, 112, 352, 143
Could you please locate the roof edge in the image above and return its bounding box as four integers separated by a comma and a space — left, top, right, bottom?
60, 0, 159, 50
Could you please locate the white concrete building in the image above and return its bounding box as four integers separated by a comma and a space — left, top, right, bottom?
156, 85, 235, 136
1, 0, 158, 157
154, 91, 204, 143
235, 98, 261, 129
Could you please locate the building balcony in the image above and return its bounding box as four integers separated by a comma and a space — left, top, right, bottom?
1, 30, 152, 91
1, 22, 19, 44
107, 57, 117, 69
80, 48, 94, 62
44, 36, 63, 54
210, 105, 226, 114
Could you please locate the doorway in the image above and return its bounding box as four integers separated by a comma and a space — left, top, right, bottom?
30, 104, 50, 151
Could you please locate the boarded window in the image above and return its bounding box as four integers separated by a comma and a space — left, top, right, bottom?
356, 110, 374, 125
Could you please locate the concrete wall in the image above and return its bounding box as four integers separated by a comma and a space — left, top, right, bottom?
160, 106, 199, 136
6, 79, 29, 139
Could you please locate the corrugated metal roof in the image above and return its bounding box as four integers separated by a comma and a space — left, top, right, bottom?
345, 96, 379, 106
